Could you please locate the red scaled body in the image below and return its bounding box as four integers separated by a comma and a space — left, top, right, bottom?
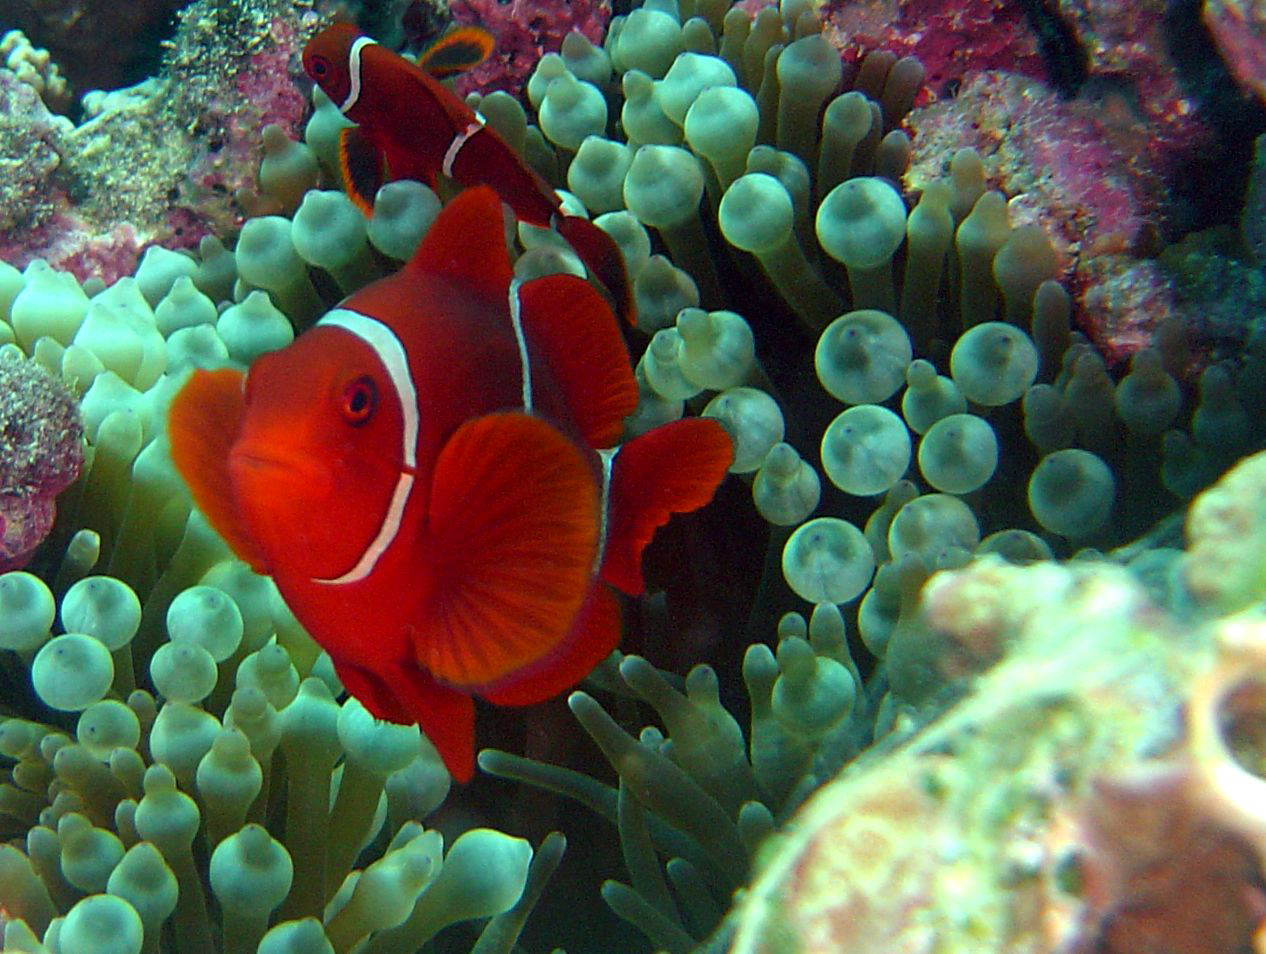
303, 23, 634, 323
167, 188, 730, 780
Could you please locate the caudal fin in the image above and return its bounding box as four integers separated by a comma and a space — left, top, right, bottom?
555, 214, 637, 327
600, 418, 733, 595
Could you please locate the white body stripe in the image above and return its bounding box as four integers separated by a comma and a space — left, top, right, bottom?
340, 36, 378, 113
507, 278, 533, 411
594, 447, 618, 574
312, 307, 419, 585
441, 115, 487, 179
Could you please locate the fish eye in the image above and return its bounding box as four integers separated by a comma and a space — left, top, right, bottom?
341, 376, 377, 425
311, 56, 329, 77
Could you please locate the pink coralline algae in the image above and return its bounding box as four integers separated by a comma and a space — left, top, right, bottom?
449, 0, 611, 97
904, 70, 1176, 363
0, 349, 84, 572
820, 0, 1044, 100
1055, 0, 1207, 159
1204, 0, 1266, 103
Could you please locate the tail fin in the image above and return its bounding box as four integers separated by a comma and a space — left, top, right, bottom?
600, 418, 733, 595
555, 214, 637, 327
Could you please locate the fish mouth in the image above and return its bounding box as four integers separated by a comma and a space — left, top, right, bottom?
229, 445, 333, 493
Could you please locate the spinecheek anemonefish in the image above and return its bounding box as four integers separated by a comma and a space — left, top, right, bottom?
167, 187, 733, 781
301, 22, 635, 326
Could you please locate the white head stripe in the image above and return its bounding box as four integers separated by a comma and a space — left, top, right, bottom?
594, 448, 618, 574
340, 36, 378, 113
507, 278, 533, 412
316, 473, 414, 584
317, 307, 418, 469
441, 116, 486, 179
312, 306, 419, 586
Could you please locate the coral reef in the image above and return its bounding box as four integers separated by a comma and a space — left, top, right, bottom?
1206, 0, 1266, 105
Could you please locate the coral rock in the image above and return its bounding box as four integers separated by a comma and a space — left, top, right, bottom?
0, 348, 84, 570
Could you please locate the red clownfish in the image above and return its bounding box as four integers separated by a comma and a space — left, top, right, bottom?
167, 187, 732, 781
302, 22, 636, 326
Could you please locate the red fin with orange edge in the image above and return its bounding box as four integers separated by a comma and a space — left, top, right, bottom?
554, 215, 637, 327
479, 584, 621, 707
417, 26, 496, 77
517, 274, 637, 448
601, 418, 733, 595
414, 411, 599, 690
338, 127, 388, 214
167, 369, 270, 574
406, 185, 513, 292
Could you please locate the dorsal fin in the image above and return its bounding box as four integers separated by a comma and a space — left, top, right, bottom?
405, 186, 513, 290
417, 26, 496, 77
516, 273, 638, 448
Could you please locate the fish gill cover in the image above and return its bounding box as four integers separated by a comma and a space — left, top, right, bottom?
2, 0, 1266, 951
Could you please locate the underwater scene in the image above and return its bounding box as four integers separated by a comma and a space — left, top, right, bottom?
3, 0, 1266, 950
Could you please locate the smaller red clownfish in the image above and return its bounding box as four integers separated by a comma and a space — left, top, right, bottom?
302, 22, 636, 326
167, 187, 732, 781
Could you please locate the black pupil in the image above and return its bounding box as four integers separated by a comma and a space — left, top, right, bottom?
314, 61, 326, 75
350, 388, 368, 414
